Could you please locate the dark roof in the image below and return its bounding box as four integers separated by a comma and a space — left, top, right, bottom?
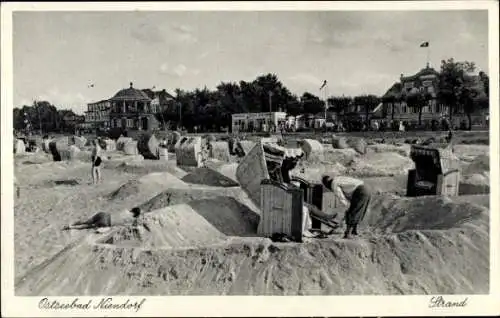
88, 99, 110, 105
141, 89, 176, 102
382, 83, 402, 100
110, 82, 151, 102
401, 66, 439, 82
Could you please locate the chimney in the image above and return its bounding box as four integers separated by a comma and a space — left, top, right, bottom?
130, 82, 133, 88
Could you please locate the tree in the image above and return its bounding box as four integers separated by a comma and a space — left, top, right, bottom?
328, 96, 352, 118
353, 94, 380, 123
405, 90, 432, 126
438, 58, 476, 122
479, 71, 489, 98
286, 99, 304, 117
301, 92, 325, 115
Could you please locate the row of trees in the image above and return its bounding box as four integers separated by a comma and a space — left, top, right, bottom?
155, 73, 381, 132
13, 58, 489, 134
13, 101, 83, 134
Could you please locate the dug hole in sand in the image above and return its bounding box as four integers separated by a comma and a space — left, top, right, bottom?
16, 192, 488, 296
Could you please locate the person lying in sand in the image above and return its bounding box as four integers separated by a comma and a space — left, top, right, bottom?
62, 207, 149, 231
322, 174, 372, 239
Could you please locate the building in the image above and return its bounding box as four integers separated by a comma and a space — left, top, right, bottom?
380, 65, 488, 128
84, 99, 111, 131
231, 112, 287, 133
108, 82, 161, 131
141, 89, 176, 114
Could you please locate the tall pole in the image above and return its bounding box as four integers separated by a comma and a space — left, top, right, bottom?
268, 91, 272, 132
426, 46, 430, 68
178, 102, 182, 131
34, 100, 42, 136
324, 83, 328, 129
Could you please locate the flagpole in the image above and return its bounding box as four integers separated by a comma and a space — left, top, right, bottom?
324, 83, 328, 130
426, 46, 430, 67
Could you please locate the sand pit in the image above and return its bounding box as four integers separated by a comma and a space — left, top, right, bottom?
181, 167, 239, 187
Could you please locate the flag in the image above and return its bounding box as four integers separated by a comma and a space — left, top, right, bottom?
420, 41, 429, 48
320, 80, 327, 90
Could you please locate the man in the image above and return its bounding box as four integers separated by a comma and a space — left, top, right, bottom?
62, 207, 148, 231
322, 174, 372, 239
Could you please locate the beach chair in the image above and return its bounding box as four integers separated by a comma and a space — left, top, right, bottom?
290, 176, 324, 230
259, 179, 304, 242
407, 144, 460, 197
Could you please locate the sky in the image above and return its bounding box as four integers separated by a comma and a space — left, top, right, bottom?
13, 10, 488, 114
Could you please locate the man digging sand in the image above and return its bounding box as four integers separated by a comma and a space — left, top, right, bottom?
62, 207, 150, 232
321, 174, 372, 239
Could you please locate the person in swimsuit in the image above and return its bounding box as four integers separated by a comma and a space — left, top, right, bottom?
322, 174, 372, 239
62, 207, 147, 230
91, 139, 103, 184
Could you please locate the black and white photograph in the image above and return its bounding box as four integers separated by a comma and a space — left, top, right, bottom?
1, 1, 499, 317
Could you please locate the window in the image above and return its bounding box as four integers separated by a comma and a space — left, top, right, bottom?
404, 82, 414, 89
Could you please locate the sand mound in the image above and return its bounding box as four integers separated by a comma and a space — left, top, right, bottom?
104, 205, 228, 249
362, 175, 408, 196
367, 144, 411, 157
105, 160, 187, 179
16, 193, 489, 295
364, 195, 488, 234
460, 173, 490, 195
346, 152, 414, 177
187, 197, 260, 236
181, 167, 239, 187
462, 154, 489, 176
323, 148, 358, 166
205, 161, 238, 182
107, 172, 188, 201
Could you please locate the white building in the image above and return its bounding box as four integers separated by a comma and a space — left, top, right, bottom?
231, 112, 287, 133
